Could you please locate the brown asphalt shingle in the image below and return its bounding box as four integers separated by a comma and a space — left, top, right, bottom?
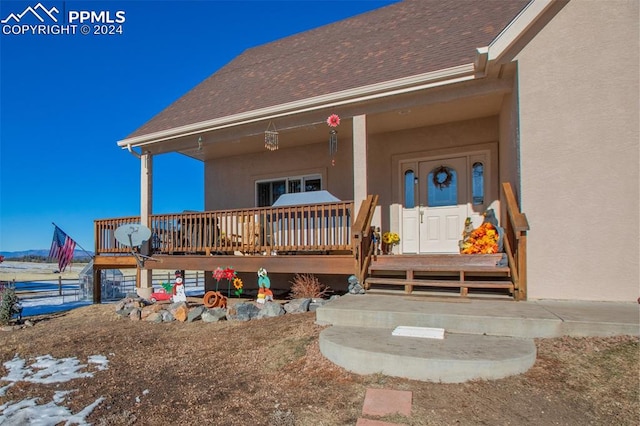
126, 0, 530, 139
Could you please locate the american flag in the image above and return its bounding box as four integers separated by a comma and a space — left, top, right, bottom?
48, 226, 76, 272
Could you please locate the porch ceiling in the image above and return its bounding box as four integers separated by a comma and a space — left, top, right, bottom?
148, 79, 508, 162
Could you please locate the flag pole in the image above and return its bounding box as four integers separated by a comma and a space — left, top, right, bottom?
51, 222, 94, 259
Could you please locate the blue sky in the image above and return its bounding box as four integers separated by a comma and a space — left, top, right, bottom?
0, 0, 396, 252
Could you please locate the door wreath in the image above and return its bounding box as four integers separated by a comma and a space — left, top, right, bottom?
432, 166, 453, 190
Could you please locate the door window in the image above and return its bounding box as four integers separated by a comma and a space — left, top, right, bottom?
472, 162, 484, 205
427, 166, 457, 207
404, 169, 416, 208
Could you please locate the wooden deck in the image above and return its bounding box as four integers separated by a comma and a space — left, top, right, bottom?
91, 187, 528, 301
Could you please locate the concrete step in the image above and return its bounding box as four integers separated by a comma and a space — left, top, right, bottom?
319, 325, 537, 383
316, 294, 561, 338
316, 294, 640, 338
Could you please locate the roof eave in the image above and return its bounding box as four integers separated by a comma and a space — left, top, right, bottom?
117, 63, 477, 150
487, 0, 556, 64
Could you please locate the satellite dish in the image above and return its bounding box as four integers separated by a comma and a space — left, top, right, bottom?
114, 223, 157, 267
115, 223, 152, 247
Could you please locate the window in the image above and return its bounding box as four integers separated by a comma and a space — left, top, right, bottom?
472, 162, 484, 205
404, 170, 415, 208
427, 166, 457, 207
256, 174, 322, 207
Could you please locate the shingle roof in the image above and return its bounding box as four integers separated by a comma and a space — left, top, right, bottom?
126, 0, 530, 139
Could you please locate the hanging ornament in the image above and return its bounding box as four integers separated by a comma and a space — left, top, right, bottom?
327, 114, 340, 165
264, 121, 279, 151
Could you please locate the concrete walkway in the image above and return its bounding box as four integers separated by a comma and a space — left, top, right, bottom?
316, 294, 639, 338
316, 294, 638, 383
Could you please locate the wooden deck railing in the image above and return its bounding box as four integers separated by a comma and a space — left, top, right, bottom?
95, 201, 354, 256
351, 195, 379, 284
502, 182, 530, 300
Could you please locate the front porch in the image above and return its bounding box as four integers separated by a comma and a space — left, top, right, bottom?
91, 184, 528, 302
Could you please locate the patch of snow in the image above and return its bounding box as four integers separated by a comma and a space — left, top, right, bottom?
0, 395, 105, 426
88, 355, 109, 371
0, 354, 108, 424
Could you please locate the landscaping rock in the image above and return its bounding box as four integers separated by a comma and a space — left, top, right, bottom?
174, 305, 189, 322
284, 298, 311, 314
145, 312, 163, 323
168, 301, 188, 316
347, 275, 365, 294
227, 302, 260, 321
129, 308, 141, 321
116, 308, 133, 318
187, 306, 206, 322
202, 308, 227, 323
308, 299, 328, 312
257, 302, 285, 319
161, 311, 175, 322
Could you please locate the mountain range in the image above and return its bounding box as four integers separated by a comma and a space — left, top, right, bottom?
0, 249, 94, 260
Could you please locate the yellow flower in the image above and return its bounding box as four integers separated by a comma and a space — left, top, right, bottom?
382, 232, 400, 245
233, 277, 243, 290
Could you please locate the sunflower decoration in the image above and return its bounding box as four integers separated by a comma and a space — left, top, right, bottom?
460, 222, 500, 254
233, 277, 243, 297
381, 231, 400, 254
382, 232, 400, 245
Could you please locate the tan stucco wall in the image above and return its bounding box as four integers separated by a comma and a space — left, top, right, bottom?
205, 140, 354, 210
205, 116, 501, 232
516, 0, 639, 301
369, 116, 500, 228
499, 75, 521, 199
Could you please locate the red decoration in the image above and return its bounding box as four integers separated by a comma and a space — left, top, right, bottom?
326, 114, 340, 127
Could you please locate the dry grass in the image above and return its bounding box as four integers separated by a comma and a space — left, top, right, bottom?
0, 303, 638, 425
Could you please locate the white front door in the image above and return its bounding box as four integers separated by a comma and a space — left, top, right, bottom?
418, 157, 468, 253
401, 156, 471, 253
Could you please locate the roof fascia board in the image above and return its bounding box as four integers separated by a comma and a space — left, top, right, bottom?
118, 63, 476, 149
487, 0, 555, 63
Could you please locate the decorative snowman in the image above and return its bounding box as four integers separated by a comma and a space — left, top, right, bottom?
172, 272, 187, 303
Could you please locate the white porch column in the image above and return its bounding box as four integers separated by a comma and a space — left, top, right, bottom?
352, 114, 368, 216
138, 152, 153, 298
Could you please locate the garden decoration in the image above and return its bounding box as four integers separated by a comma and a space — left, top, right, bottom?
213, 266, 239, 297
256, 267, 273, 304
327, 113, 340, 165
459, 217, 475, 251
382, 231, 400, 254
460, 211, 503, 254
372, 226, 382, 257
160, 281, 174, 294
172, 273, 187, 303
203, 291, 227, 309
233, 276, 243, 297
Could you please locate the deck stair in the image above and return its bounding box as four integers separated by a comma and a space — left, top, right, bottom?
365, 253, 514, 298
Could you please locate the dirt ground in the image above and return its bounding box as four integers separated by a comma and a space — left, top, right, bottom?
0, 302, 638, 426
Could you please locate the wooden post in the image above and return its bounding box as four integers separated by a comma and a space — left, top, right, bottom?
517, 233, 527, 301
58, 276, 62, 296
92, 267, 101, 304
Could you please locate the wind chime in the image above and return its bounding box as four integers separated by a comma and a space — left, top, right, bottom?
327, 113, 340, 165
264, 121, 279, 151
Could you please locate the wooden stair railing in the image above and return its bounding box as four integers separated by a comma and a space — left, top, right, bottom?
502, 182, 530, 300
351, 195, 379, 284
